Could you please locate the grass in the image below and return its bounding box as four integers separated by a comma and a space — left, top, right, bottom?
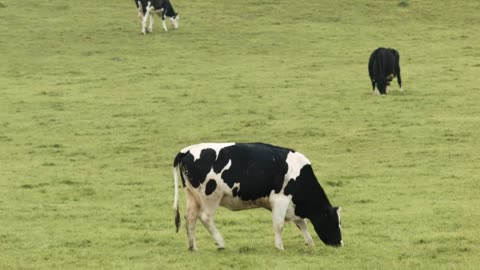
1, 0, 479, 269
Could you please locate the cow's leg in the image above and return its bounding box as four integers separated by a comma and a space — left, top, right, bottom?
141, 8, 149, 34
141, 15, 147, 34
294, 219, 314, 246
137, 1, 146, 34
162, 10, 168, 31
141, 2, 154, 34
137, 1, 144, 19
270, 194, 290, 250
185, 188, 200, 251
198, 198, 225, 249
371, 81, 378, 95
147, 11, 154, 33
397, 68, 403, 91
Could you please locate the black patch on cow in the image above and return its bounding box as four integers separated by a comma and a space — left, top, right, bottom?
181, 148, 217, 188
216, 143, 290, 201
205, 179, 217, 196
283, 178, 296, 196
212, 146, 232, 174
284, 165, 331, 219
232, 187, 239, 197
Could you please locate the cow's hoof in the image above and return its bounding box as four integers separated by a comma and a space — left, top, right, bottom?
217, 247, 225, 251
188, 246, 198, 252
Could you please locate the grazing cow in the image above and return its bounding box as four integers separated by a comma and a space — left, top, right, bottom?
134, 0, 179, 34
173, 142, 343, 251
368, 47, 403, 95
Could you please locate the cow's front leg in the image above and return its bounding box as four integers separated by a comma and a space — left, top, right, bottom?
294, 219, 314, 246
199, 202, 225, 250
162, 11, 168, 32
270, 194, 290, 250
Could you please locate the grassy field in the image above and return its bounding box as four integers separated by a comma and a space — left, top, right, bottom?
1, 0, 479, 269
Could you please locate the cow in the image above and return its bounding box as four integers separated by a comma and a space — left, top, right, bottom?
134, 0, 179, 34
368, 47, 403, 95
172, 142, 343, 251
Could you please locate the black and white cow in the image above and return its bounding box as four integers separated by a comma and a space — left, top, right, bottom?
134, 0, 179, 34
173, 143, 343, 251
368, 47, 403, 95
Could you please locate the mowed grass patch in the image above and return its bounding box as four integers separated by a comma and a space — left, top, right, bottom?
1, 0, 479, 269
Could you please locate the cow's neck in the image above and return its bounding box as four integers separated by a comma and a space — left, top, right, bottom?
289, 165, 332, 219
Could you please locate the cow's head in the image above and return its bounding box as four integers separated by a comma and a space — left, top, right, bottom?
377, 80, 388, 95
312, 207, 343, 247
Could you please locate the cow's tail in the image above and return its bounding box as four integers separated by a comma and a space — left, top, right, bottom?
173, 165, 181, 232
173, 152, 188, 233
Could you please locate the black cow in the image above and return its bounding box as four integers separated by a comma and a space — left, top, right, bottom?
134, 0, 179, 34
173, 143, 343, 251
368, 48, 403, 95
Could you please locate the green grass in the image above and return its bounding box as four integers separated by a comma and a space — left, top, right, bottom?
1, 0, 479, 269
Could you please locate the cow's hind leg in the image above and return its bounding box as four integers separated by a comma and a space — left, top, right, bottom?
198, 198, 225, 250
294, 219, 314, 246
147, 12, 154, 33
141, 10, 149, 34
185, 189, 200, 251
270, 194, 290, 250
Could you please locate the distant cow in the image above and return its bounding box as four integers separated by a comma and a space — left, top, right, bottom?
368, 48, 403, 95
134, 0, 179, 34
173, 143, 343, 251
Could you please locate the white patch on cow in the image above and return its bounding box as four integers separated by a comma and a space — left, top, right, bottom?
180, 143, 235, 161
285, 151, 311, 181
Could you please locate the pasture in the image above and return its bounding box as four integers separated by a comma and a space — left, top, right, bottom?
1, 0, 479, 269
